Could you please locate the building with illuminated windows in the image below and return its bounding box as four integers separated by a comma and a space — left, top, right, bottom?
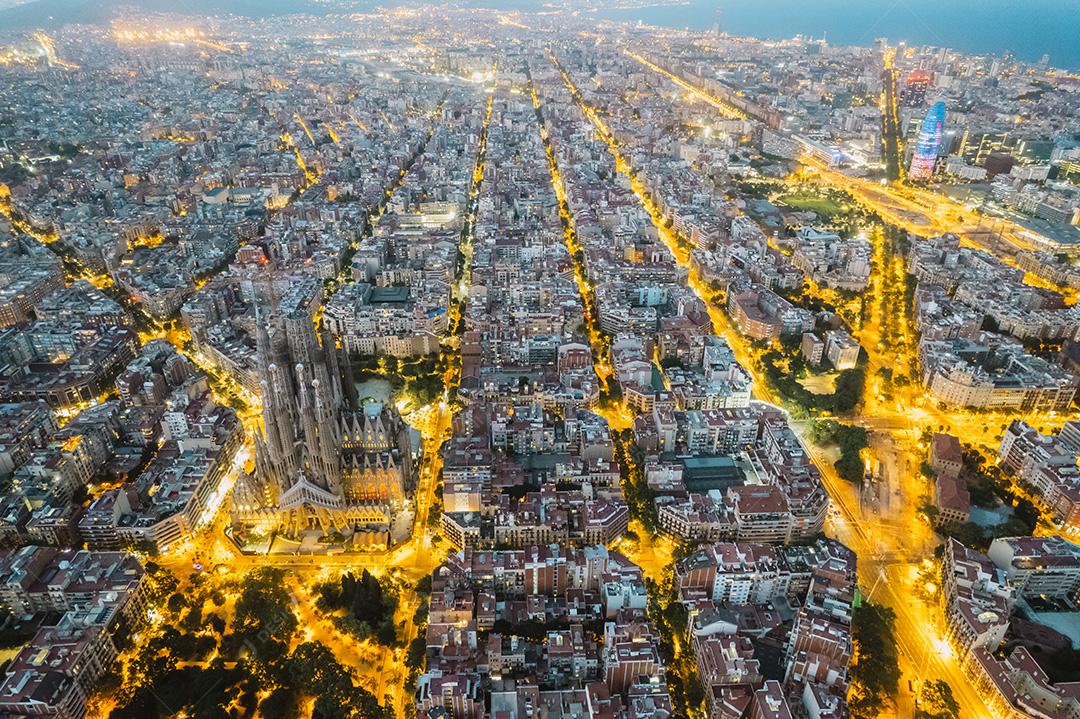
908, 101, 946, 181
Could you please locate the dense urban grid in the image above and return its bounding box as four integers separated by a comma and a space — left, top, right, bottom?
0, 4, 1078, 719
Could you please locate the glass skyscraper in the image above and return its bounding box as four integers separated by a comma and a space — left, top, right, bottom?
908, 101, 946, 181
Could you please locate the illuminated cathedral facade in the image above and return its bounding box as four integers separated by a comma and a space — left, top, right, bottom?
231, 294, 416, 541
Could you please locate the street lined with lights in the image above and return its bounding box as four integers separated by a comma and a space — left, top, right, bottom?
1, 9, 1077, 719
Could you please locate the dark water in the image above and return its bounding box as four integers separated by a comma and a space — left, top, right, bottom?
591, 0, 1080, 69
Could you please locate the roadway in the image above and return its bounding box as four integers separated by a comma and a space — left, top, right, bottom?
140, 86, 496, 719
556, 48, 999, 718
623, 49, 748, 120
369, 78, 496, 718
531, 67, 624, 423
880, 48, 904, 183
324, 95, 448, 295
622, 43, 1071, 278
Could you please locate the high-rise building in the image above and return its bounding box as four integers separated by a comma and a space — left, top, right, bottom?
908, 101, 946, 181
900, 70, 933, 106
230, 284, 416, 542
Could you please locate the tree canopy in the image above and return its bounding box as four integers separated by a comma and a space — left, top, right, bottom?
915, 679, 960, 719
850, 602, 901, 718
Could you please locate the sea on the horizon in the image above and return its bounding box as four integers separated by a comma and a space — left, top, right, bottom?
5, 0, 1075, 70
585, 0, 1080, 70
450, 0, 1079, 70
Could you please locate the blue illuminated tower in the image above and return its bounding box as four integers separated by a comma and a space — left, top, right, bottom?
908, 101, 946, 181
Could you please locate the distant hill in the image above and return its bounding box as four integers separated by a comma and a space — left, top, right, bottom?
0, 0, 331, 29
